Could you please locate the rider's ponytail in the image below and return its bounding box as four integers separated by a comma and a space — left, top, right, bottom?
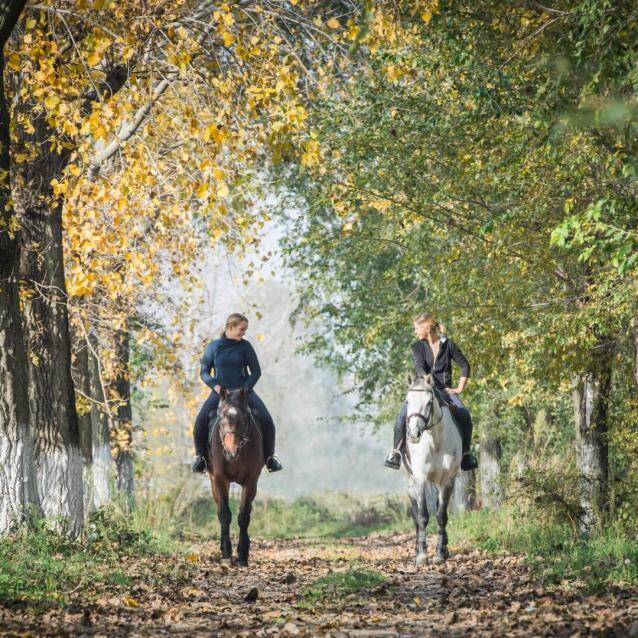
221, 312, 249, 337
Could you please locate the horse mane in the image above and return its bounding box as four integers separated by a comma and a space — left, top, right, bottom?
410, 375, 433, 392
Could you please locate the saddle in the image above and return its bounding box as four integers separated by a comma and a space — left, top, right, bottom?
207, 407, 263, 448
432, 387, 466, 444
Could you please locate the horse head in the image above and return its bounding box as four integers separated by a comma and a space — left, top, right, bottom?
405, 373, 437, 444
218, 388, 250, 460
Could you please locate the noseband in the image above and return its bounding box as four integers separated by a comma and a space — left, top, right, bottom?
407, 388, 442, 433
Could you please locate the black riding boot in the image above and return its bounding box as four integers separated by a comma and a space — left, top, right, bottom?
260, 416, 282, 472
459, 414, 478, 471
385, 402, 407, 469
192, 409, 215, 473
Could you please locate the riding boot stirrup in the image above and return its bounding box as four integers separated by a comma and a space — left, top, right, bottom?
384, 449, 402, 470
191, 455, 207, 473
461, 452, 478, 471
266, 455, 283, 473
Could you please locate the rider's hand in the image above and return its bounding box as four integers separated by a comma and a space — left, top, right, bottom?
214, 384, 222, 394
446, 386, 460, 395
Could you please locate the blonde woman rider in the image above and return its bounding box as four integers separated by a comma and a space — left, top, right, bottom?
191, 313, 282, 474
385, 313, 479, 471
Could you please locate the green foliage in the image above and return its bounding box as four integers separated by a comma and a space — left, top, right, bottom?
275, 0, 638, 521
303, 568, 385, 603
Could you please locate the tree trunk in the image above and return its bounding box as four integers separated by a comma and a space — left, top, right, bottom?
88, 330, 112, 510
633, 316, 638, 389
571, 341, 613, 533
450, 469, 476, 513
480, 434, 502, 510
71, 324, 95, 515
0, 1, 39, 534
112, 329, 134, 501
16, 111, 83, 536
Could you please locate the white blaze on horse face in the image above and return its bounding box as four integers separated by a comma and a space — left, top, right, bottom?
227, 407, 237, 416
406, 388, 432, 442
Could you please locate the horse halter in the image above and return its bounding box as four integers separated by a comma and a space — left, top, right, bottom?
407, 388, 442, 432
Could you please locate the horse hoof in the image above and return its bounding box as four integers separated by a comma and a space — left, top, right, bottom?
220, 557, 232, 567
415, 554, 428, 567
236, 559, 248, 568
433, 554, 447, 565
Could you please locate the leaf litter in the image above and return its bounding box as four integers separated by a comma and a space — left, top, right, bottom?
0, 532, 637, 636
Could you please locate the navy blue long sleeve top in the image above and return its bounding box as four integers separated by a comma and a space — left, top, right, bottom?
200, 336, 262, 391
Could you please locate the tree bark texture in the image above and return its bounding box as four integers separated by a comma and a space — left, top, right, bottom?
450, 469, 476, 513
16, 110, 83, 536
571, 341, 613, 533
480, 434, 502, 509
88, 330, 112, 510
0, 0, 38, 534
113, 329, 134, 499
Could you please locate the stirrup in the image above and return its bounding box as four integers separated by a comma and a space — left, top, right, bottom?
192, 455, 207, 473
265, 455, 283, 473
384, 449, 401, 469
461, 452, 478, 471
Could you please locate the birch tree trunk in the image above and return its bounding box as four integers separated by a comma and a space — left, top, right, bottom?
571, 340, 613, 533
0, 0, 39, 534
16, 111, 84, 536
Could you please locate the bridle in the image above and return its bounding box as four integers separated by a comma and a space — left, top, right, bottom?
407, 387, 443, 433
218, 404, 252, 461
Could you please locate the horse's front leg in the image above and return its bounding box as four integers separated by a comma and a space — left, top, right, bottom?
409, 476, 430, 567
434, 481, 454, 564
211, 475, 232, 562
236, 480, 257, 567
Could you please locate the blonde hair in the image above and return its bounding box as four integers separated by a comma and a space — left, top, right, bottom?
220, 312, 249, 337
413, 312, 446, 335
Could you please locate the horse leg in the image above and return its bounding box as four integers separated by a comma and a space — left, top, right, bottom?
410, 477, 430, 566
212, 476, 232, 562
236, 481, 257, 567
434, 481, 454, 564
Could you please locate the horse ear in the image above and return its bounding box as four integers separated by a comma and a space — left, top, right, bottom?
239, 387, 248, 399
219, 387, 227, 399
406, 372, 414, 386
424, 373, 434, 387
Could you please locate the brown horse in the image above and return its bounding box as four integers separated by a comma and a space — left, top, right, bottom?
207, 387, 264, 566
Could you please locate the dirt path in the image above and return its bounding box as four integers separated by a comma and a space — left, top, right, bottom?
1, 533, 637, 637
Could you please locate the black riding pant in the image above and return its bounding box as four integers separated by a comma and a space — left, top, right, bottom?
193, 390, 276, 460
393, 392, 473, 454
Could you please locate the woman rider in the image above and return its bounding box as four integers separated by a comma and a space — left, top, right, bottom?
385, 313, 479, 472
191, 312, 283, 474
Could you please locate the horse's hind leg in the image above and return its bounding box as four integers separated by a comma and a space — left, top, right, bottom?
434, 481, 454, 564
212, 476, 232, 562
409, 477, 430, 567
236, 481, 257, 567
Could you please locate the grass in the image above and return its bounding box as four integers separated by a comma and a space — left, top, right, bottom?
158, 489, 414, 539
449, 508, 638, 593
0, 506, 192, 609
302, 568, 385, 604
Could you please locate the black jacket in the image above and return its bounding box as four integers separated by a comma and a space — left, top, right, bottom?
412, 337, 470, 389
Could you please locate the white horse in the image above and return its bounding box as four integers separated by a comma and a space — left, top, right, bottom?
402, 373, 462, 566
